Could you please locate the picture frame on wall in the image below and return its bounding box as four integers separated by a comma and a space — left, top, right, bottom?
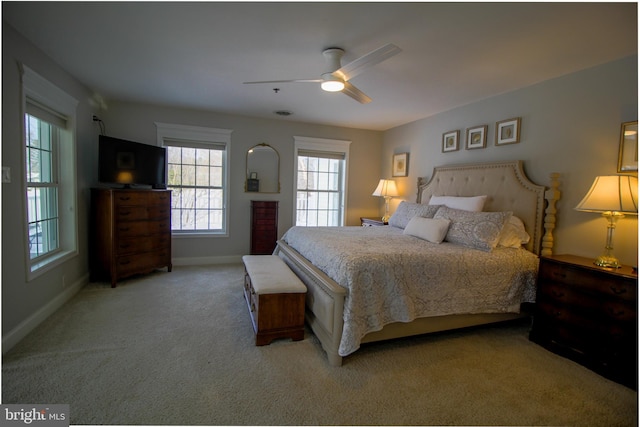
442, 130, 460, 153
392, 152, 409, 177
496, 117, 521, 145
466, 125, 487, 150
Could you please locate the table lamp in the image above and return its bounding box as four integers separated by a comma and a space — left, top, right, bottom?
574, 175, 638, 268
372, 179, 399, 222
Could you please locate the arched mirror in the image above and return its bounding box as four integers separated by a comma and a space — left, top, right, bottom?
246, 143, 280, 193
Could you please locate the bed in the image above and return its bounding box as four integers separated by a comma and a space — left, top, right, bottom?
274, 160, 560, 366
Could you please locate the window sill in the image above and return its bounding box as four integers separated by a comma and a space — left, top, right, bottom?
172, 231, 229, 238
28, 249, 78, 281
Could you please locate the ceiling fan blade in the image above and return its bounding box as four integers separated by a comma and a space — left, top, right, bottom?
334, 43, 401, 81
342, 81, 372, 104
243, 79, 322, 84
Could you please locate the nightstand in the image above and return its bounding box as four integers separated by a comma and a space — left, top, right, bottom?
360, 217, 388, 227
530, 254, 637, 389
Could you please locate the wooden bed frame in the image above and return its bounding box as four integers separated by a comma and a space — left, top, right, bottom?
275, 160, 561, 366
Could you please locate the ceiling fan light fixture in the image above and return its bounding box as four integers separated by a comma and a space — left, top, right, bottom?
321, 75, 345, 92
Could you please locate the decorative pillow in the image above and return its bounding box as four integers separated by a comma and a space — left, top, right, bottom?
433, 206, 512, 252
403, 217, 451, 243
388, 202, 441, 229
497, 216, 531, 248
428, 195, 487, 212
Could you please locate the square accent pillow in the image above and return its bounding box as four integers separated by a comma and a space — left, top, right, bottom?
434, 206, 512, 251
428, 195, 487, 212
403, 217, 451, 243
388, 202, 441, 229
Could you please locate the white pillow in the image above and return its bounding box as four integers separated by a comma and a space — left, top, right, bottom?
403, 217, 451, 243
498, 216, 531, 248
428, 195, 487, 212
388, 202, 442, 229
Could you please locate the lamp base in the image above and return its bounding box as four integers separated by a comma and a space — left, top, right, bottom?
594, 254, 621, 269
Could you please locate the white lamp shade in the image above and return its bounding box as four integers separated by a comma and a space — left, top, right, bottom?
372, 179, 399, 197
575, 175, 638, 214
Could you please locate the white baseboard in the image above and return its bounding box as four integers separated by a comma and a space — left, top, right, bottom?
2, 273, 89, 354
172, 255, 243, 266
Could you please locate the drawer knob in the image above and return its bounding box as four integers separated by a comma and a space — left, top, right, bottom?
551, 290, 565, 298
120, 211, 132, 216
606, 307, 626, 317
551, 271, 567, 279
610, 286, 627, 295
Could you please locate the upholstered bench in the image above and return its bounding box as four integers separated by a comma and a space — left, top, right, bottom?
242, 255, 307, 346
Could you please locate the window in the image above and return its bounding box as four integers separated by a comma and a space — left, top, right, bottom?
25, 114, 59, 259
294, 136, 351, 227
156, 123, 232, 235
21, 65, 78, 278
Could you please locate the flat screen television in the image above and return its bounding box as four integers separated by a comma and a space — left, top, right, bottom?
98, 135, 167, 189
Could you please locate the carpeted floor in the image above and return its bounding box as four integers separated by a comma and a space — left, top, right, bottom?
2, 264, 637, 426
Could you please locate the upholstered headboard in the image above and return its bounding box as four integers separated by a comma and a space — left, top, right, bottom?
416, 160, 559, 255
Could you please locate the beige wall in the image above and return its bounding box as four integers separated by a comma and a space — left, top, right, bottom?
2, 24, 96, 341
382, 56, 638, 266
98, 102, 383, 262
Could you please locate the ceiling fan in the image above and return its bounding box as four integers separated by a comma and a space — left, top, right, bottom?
243, 43, 401, 104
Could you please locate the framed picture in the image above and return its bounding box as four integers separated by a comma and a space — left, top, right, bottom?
466, 125, 487, 149
392, 153, 409, 177
618, 120, 638, 172
496, 117, 521, 145
442, 130, 460, 153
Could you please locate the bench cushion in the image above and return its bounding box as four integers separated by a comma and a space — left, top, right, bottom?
242, 255, 307, 294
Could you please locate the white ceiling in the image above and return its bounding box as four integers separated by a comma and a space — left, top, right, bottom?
3, 2, 637, 131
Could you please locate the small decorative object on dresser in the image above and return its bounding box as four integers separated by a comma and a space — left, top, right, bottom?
360, 217, 388, 227
90, 189, 172, 288
250, 200, 278, 255
530, 254, 638, 389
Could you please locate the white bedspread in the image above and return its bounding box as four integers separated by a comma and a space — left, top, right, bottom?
282, 226, 539, 356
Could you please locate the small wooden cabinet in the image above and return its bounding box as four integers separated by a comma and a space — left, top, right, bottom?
530, 254, 637, 388
90, 189, 172, 287
250, 200, 278, 255
360, 217, 388, 227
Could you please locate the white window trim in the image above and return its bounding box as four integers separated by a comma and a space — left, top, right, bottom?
155, 122, 233, 237
20, 64, 79, 281
293, 136, 351, 226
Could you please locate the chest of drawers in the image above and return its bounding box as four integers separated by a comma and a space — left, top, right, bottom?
530, 254, 637, 388
250, 200, 278, 255
90, 189, 172, 287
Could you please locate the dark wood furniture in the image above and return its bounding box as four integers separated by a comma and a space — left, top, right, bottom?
90, 189, 172, 287
360, 217, 388, 227
530, 254, 637, 388
250, 200, 278, 254
242, 255, 306, 346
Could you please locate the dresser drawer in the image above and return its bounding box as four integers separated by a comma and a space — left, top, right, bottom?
116, 220, 171, 238
113, 191, 148, 206
116, 250, 171, 277
116, 233, 171, 255
539, 261, 637, 302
